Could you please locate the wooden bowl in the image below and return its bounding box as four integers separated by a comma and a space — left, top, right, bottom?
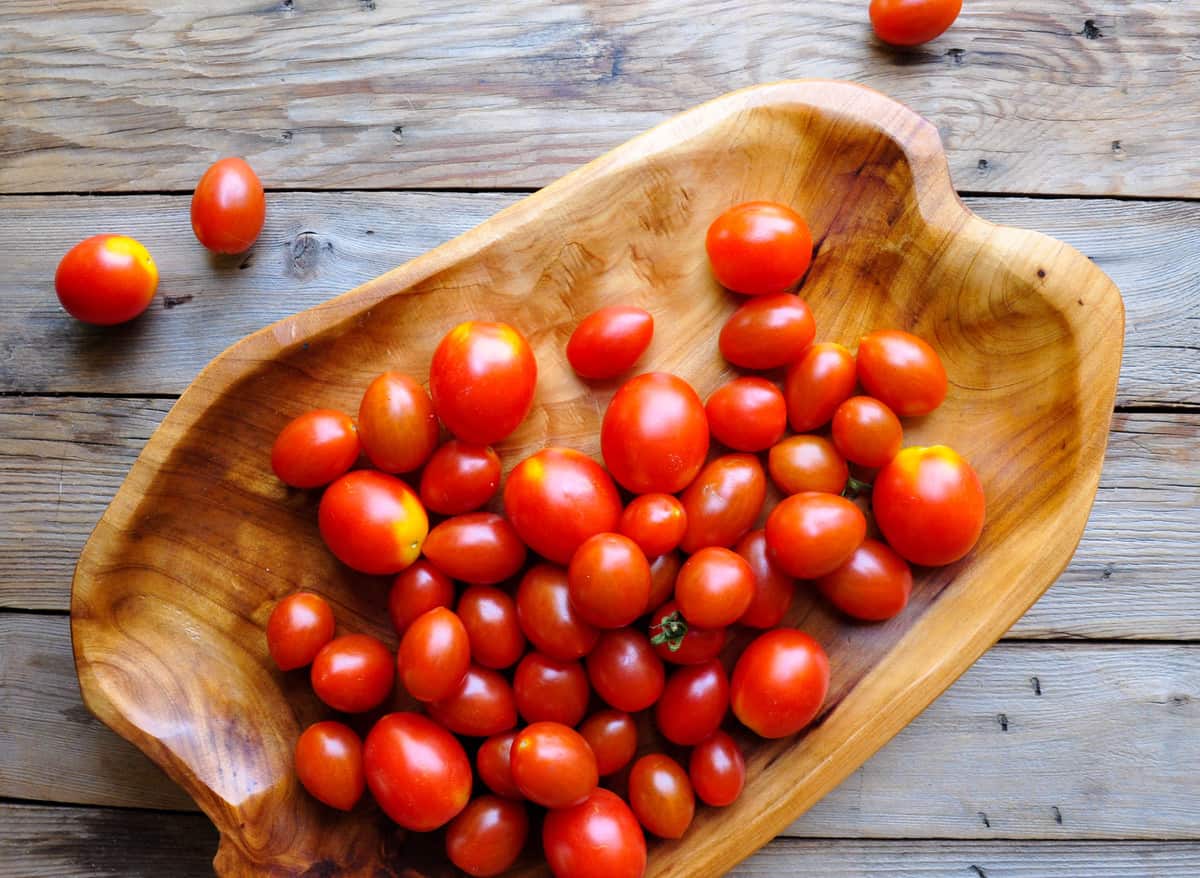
71, 81, 1123, 877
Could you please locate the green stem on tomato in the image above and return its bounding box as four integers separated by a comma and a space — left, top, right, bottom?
842, 476, 873, 499
649, 610, 688, 652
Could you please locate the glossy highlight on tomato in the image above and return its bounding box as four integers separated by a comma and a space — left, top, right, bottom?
856, 329, 948, 416
310, 634, 395, 714
190, 157, 266, 253
656, 659, 729, 746
817, 538, 913, 621
446, 795, 529, 878
422, 512, 527, 585
419, 440, 502, 516
674, 546, 756, 629
542, 788, 646, 878
567, 532, 651, 628
318, 470, 428, 575
271, 409, 360, 489
364, 712, 471, 831
511, 721, 598, 809
294, 721, 364, 811
870, 0, 963, 46
706, 201, 813, 295
785, 342, 858, 432
55, 234, 158, 325
678, 454, 767, 553
267, 592, 335, 671
731, 628, 830, 738
477, 731, 522, 800
457, 584, 526, 670
832, 395, 903, 468
578, 710, 638, 776
719, 293, 816, 370
650, 600, 727, 665
689, 731, 745, 807
601, 372, 709, 494
428, 665, 518, 738
357, 371, 439, 474
567, 305, 654, 380
735, 529, 795, 629
766, 491, 866, 579
628, 753, 695, 839
768, 434, 849, 496
397, 607, 470, 702
619, 493, 687, 558
516, 564, 600, 660
705, 377, 787, 452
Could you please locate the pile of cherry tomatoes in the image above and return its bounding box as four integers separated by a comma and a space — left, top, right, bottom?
265, 199, 985, 877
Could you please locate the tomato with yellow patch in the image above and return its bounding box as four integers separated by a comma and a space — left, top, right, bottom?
55, 235, 159, 325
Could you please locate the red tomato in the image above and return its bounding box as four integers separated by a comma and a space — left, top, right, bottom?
567, 533, 651, 628
294, 721, 364, 811
270, 409, 359, 489
364, 712, 471, 830
190, 157, 265, 253
735, 530, 795, 629
705, 378, 787, 452
817, 538, 913, 621
578, 710, 638, 776
731, 629, 829, 738
543, 789, 646, 878
618, 494, 687, 558
318, 471, 428, 575
675, 547, 756, 629
870, 0, 962, 46
446, 795, 529, 878
419, 440, 502, 516
655, 659, 728, 746
430, 321, 537, 445
515, 564, 600, 660
457, 585, 526, 669
477, 731, 522, 800
785, 342, 858, 432
504, 447, 622, 565
646, 551, 683, 611
356, 371, 438, 474
511, 722, 599, 809
706, 201, 813, 295
310, 634, 395, 713
513, 653, 590, 726
628, 754, 695, 839
719, 293, 815, 370
873, 445, 985, 565
832, 395, 903, 468
679, 454, 767, 553
649, 600, 728, 665
768, 434, 849, 496
428, 665, 518, 737
397, 607, 470, 702
422, 512, 527, 585
856, 329, 948, 416
388, 560, 454, 635
765, 492, 866, 579
601, 372, 709, 494
54, 234, 158, 325
266, 592, 335, 671
567, 305, 654, 380
689, 731, 745, 807
586, 628, 665, 713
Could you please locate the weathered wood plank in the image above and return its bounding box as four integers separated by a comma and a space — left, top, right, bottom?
0, 1, 1196, 197
3, 615, 1197, 837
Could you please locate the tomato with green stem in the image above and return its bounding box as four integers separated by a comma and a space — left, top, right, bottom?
271, 410, 359, 489
294, 721, 364, 811
706, 201, 813, 295
650, 600, 727, 665
267, 592, 335, 671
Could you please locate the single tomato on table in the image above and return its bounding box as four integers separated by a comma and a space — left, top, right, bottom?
719, 293, 816, 370
318, 470, 428, 575
419, 440, 502, 515
870, 0, 962, 46
601, 372, 709, 494
271, 409, 359, 489
294, 721, 364, 811
356, 371, 438, 474
566, 305, 654, 380
364, 712, 471, 831
191, 157, 266, 253
705, 377, 787, 452
55, 234, 158, 325
649, 599, 727, 666
267, 592, 335, 671
706, 201, 813, 295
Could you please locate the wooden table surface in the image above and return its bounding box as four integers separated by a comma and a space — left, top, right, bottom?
1, 2, 1197, 875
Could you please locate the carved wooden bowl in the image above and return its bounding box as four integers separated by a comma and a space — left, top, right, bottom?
71, 81, 1124, 877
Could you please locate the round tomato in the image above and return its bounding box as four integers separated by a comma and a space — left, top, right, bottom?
457, 584, 526, 669
856, 329, 948, 416
629, 754, 694, 839
422, 512, 527, 585
567, 305, 654, 380
735, 530, 795, 629
705, 378, 787, 452
267, 592, 335, 671
476, 731, 522, 800
567, 533, 651, 628
190, 157, 265, 253
689, 731, 745, 807
428, 665, 518, 737
675, 547, 756, 629
655, 659, 728, 746
706, 201, 813, 295
765, 492, 866, 579
430, 321, 537, 445
543, 788, 646, 878
446, 795, 529, 878
679, 454, 766, 553
318, 470, 428, 575
294, 721, 364, 811
578, 710, 638, 776
504, 447, 622, 565
649, 601, 727, 665
397, 607, 470, 702
513, 652, 590, 726
601, 372, 709, 494
618, 493, 687, 558
364, 712, 471, 830
873, 445, 985, 565
270, 409, 359, 489
731, 628, 830, 738
832, 396, 903, 468
310, 634, 395, 713
719, 293, 816, 370
388, 560, 454, 635
511, 722, 598, 809
870, 0, 962, 46
356, 371, 438, 474
586, 628, 665, 713
419, 440, 501, 516
768, 435, 849, 496
785, 342, 858, 432
515, 564, 599, 660
646, 551, 683, 611
55, 234, 158, 325
817, 538, 913, 621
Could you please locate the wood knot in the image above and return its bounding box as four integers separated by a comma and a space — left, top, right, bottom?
278, 0, 294, 10
1080, 19, 1102, 39
288, 231, 330, 279
280, 130, 293, 143
163, 294, 194, 309
392, 125, 404, 142
977, 159, 990, 171
946, 48, 965, 64
359, 0, 377, 8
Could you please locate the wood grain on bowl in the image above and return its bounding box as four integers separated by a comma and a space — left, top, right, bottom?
70, 81, 1123, 876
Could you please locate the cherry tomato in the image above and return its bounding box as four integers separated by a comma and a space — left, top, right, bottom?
457, 585, 526, 669
310, 634, 395, 713
719, 293, 816, 370
397, 607, 470, 702
785, 342, 858, 432
578, 710, 638, 776
294, 721, 364, 811
567, 305, 654, 380
766, 492, 866, 579
646, 551, 683, 610
679, 454, 767, 553
873, 445, 985, 566
54, 234, 158, 325
504, 447, 622, 564
870, 0, 962, 46
567, 533, 651, 628
706, 201, 813, 295
586, 628, 665, 713
266, 592, 335, 671
364, 712, 471, 830
446, 795, 529, 877
543, 788, 646, 878
422, 512, 527, 585
430, 321, 537, 445
601, 372, 709, 494
689, 731, 745, 806
856, 329, 948, 416
731, 628, 830, 738
270, 409, 359, 489
735, 530, 795, 629
356, 371, 438, 474
832, 396, 903, 468
618, 494, 687, 558
419, 440, 501, 516
675, 547, 756, 629
768, 434, 849, 496
428, 665, 518, 737
318, 470, 428, 575
628, 754, 694, 839
705, 378, 787, 452
515, 564, 600, 660
190, 157, 265, 253
514, 652, 590, 726
655, 659, 728, 746
477, 731, 522, 800
817, 538, 913, 621
511, 722, 598, 809
649, 600, 727, 665
388, 560, 454, 635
